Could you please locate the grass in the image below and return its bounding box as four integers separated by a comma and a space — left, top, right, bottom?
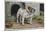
32, 16, 44, 24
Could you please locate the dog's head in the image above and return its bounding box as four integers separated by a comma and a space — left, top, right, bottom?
28, 6, 35, 13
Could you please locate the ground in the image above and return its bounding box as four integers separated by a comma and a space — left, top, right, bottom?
5, 20, 44, 29
5, 19, 44, 31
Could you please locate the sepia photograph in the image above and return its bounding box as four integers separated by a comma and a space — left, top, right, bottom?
5, 1, 44, 31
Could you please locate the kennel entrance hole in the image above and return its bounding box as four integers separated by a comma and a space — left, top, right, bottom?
11, 4, 20, 16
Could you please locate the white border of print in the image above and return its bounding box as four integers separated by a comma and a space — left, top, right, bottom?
0, 0, 45, 31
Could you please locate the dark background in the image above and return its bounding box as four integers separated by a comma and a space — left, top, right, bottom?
40, 3, 44, 11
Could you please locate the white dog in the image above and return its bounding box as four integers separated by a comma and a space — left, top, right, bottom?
17, 6, 35, 25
